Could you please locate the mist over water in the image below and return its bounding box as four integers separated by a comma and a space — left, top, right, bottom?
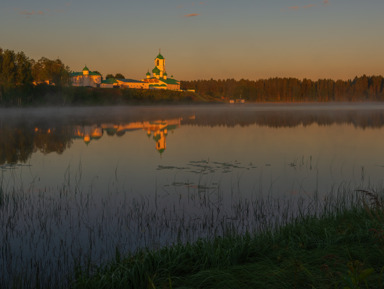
1, 103, 384, 287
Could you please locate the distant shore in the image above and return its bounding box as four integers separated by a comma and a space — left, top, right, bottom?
1, 82, 384, 107
0, 85, 206, 107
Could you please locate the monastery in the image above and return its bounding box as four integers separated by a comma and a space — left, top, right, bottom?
70, 52, 180, 91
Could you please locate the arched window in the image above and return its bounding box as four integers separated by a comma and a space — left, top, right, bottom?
157, 60, 159, 66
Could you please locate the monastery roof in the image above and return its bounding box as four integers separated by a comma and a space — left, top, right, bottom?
155, 53, 164, 60
101, 78, 117, 84
117, 79, 145, 83
71, 70, 101, 77
159, 78, 179, 85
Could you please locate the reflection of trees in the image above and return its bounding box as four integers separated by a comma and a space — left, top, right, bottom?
34, 127, 73, 154
181, 109, 384, 129
0, 124, 35, 165
0, 122, 73, 165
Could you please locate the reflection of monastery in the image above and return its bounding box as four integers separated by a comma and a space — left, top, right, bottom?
70, 52, 180, 91
73, 118, 182, 154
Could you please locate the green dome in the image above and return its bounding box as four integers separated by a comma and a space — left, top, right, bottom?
163, 72, 168, 76
146, 71, 151, 76
82, 65, 89, 71
152, 67, 160, 74
156, 53, 164, 60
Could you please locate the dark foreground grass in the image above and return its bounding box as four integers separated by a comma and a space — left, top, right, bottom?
72, 206, 384, 289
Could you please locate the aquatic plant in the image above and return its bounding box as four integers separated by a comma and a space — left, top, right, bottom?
0, 167, 380, 289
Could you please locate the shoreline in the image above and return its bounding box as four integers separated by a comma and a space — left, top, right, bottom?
72, 203, 384, 289
2, 85, 384, 107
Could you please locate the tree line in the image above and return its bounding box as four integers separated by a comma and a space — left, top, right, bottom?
181, 76, 384, 102
2, 47, 384, 104
0, 47, 71, 105
0, 48, 70, 88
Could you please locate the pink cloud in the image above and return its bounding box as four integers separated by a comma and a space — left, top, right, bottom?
303, 4, 316, 9
18, 3, 70, 17
323, 0, 329, 4
288, 6, 300, 10
19, 10, 44, 16
184, 13, 200, 17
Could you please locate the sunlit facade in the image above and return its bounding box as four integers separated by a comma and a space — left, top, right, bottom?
71, 66, 102, 87
142, 52, 181, 91
71, 52, 180, 90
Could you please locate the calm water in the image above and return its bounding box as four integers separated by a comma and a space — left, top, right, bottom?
1, 103, 384, 287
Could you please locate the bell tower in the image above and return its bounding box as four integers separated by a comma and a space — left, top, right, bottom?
155, 49, 165, 78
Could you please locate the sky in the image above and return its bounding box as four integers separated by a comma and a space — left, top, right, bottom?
1, 0, 384, 81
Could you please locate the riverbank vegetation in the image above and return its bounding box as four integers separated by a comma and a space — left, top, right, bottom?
72, 201, 384, 289
0, 85, 198, 106
1, 172, 384, 288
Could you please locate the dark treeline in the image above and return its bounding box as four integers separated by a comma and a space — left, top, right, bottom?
181, 76, 384, 102
0, 47, 71, 105
0, 48, 70, 88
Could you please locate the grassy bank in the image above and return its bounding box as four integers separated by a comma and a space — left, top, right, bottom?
72, 197, 384, 289
2, 172, 384, 288
0, 85, 212, 106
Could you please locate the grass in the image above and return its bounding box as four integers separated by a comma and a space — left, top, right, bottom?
71, 192, 384, 289
1, 166, 384, 288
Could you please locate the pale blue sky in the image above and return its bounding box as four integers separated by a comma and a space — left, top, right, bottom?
1, 0, 383, 80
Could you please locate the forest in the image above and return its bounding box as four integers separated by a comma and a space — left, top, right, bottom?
181, 76, 384, 102
1, 47, 384, 105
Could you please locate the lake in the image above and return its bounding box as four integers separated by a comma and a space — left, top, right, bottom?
1, 103, 384, 287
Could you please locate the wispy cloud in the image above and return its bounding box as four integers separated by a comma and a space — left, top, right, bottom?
184, 13, 200, 17
286, 0, 329, 11
19, 10, 44, 16
288, 4, 315, 11
17, 2, 71, 17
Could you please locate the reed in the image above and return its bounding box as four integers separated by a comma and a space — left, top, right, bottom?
0, 170, 383, 289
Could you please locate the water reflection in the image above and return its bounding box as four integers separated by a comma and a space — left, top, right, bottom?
2, 104, 384, 288
72, 118, 182, 154
2, 104, 384, 165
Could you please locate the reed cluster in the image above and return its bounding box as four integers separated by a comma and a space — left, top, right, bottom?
0, 169, 383, 288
